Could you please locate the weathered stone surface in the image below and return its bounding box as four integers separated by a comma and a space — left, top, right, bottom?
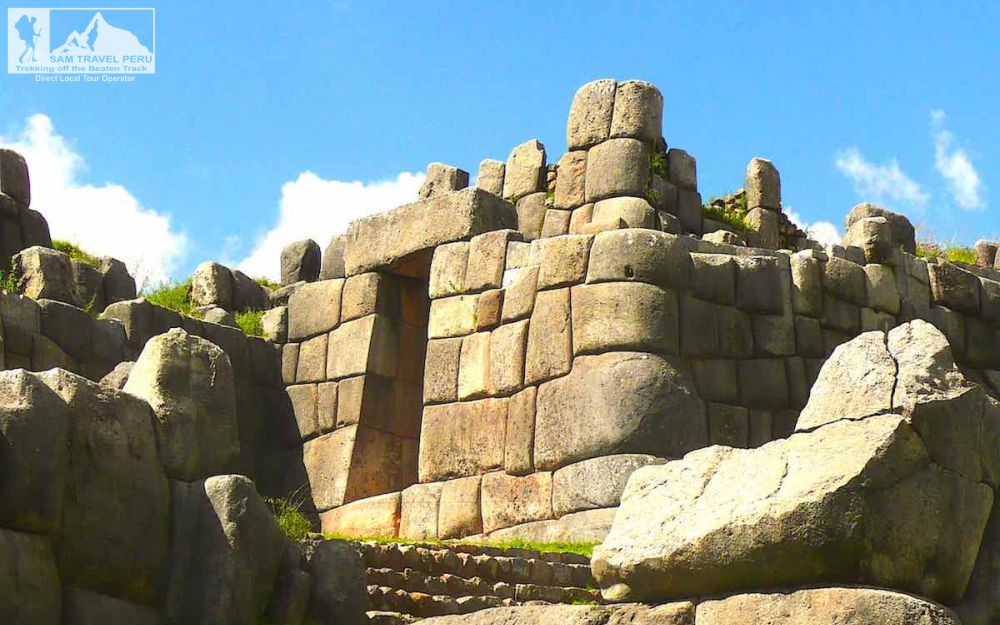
696, 587, 961, 625
587, 229, 696, 290
505, 386, 536, 476
735, 255, 784, 313
541, 209, 571, 237
846, 203, 916, 254
262, 305, 288, 342
535, 234, 592, 289
37, 298, 91, 360
610, 80, 663, 144
232, 269, 268, 312
691, 253, 735, 305
39, 370, 169, 605
593, 412, 991, 604
514, 192, 548, 240
124, 328, 238, 481
0, 292, 40, 353
535, 352, 706, 471
0, 528, 61, 625
400, 482, 444, 540
745, 157, 781, 210
328, 314, 397, 380
585, 138, 650, 202
501, 266, 538, 322
823, 256, 867, 306
320, 234, 347, 280
0, 148, 30, 206
572, 282, 677, 355
476, 288, 503, 330
566, 79, 616, 150
63, 586, 160, 625
489, 320, 528, 396
484, 507, 617, 545
466, 230, 518, 292
843, 216, 895, 263
503, 140, 547, 202
476, 159, 505, 196
281, 239, 322, 286
423, 337, 462, 404
191, 261, 234, 309
438, 475, 483, 539
320, 492, 401, 537
666, 148, 697, 189
300, 428, 356, 510
287, 279, 344, 340
287, 384, 319, 441
429, 241, 469, 299
458, 331, 490, 401
552, 454, 663, 516
422, 604, 690, 625
97, 257, 137, 306
428, 294, 478, 339
864, 263, 900, 314
0, 370, 69, 534
304, 539, 368, 625
554, 151, 587, 209
99, 361, 134, 391
524, 288, 572, 385
929, 260, 980, 315
419, 398, 507, 481
481, 471, 553, 533
346, 188, 516, 275
198, 305, 235, 327
164, 475, 285, 625
71, 259, 104, 313
15, 245, 78, 305
419, 163, 470, 199
591, 197, 656, 229
745, 207, 780, 249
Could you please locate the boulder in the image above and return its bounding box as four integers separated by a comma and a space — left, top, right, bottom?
62, 586, 160, 625
552, 454, 664, 516
419, 603, 693, 625
0, 148, 30, 207
0, 369, 70, 534
845, 203, 916, 254
232, 269, 268, 311
190, 261, 234, 309
745, 157, 781, 210
534, 352, 706, 471
14, 245, 78, 305
304, 539, 368, 625
566, 79, 616, 150
610, 80, 663, 144
71, 259, 105, 312
696, 587, 961, 625
262, 305, 288, 342
0, 528, 61, 625
843, 215, 894, 263
163, 475, 286, 625
20, 207, 51, 248
38, 369, 170, 606
975, 239, 999, 268
419, 162, 470, 199
584, 138, 650, 203
320, 234, 347, 280
98, 257, 136, 305
666, 149, 697, 189
476, 159, 506, 196
281, 239, 322, 286
502, 140, 547, 202
198, 305, 236, 327
123, 328, 238, 481
99, 361, 134, 390
554, 151, 587, 209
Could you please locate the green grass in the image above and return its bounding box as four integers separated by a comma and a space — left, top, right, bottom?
0, 259, 18, 294
916, 242, 976, 264
321, 532, 597, 557
235, 309, 264, 337
702, 191, 750, 232
265, 496, 313, 542
142, 279, 197, 316
255, 276, 280, 291
52, 239, 101, 267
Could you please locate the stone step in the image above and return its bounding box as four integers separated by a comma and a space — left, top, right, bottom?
368, 585, 512, 618
367, 567, 514, 599
359, 540, 590, 565
367, 611, 418, 625
360, 544, 595, 588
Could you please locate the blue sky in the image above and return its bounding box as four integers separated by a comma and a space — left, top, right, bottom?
1, 1, 996, 283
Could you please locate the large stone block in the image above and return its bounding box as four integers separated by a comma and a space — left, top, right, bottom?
71, 259, 104, 313
20, 207, 51, 248
399, 482, 444, 540
36, 299, 89, 361
296, 332, 328, 383
696, 587, 961, 625
591, 197, 656, 230
514, 192, 548, 240
419, 398, 508, 481
287, 279, 344, 341
585, 138, 650, 203
466, 230, 518, 292
554, 151, 588, 209
535, 234, 593, 289
345, 188, 516, 275
15, 245, 78, 305
552, 454, 663, 516
572, 282, 678, 355
0, 369, 69, 534
691, 253, 735, 305
845, 203, 916, 254
476, 159, 505, 196
489, 320, 528, 396
438, 475, 483, 539
534, 352, 706, 471
62, 586, 160, 625
566, 79, 616, 150
39, 370, 169, 606
735, 255, 784, 314
326, 314, 397, 380
610, 80, 663, 144
164, 475, 285, 625
319, 492, 401, 537
745, 157, 781, 210
423, 337, 462, 404
458, 331, 490, 401
320, 234, 347, 280
481, 471, 554, 533
300, 427, 357, 511
0, 528, 61, 625
864, 263, 900, 314
504, 386, 536, 476
501, 266, 538, 322
429, 241, 469, 299
0, 292, 40, 353
281, 239, 321, 286
190, 261, 234, 310
593, 412, 991, 604
929, 260, 981, 315
98, 257, 136, 306
419, 162, 470, 199
503, 140, 547, 202
428, 294, 478, 338
586, 229, 696, 291
123, 328, 238, 481
304, 540, 368, 625
0, 148, 30, 206
524, 288, 572, 385
666, 149, 697, 189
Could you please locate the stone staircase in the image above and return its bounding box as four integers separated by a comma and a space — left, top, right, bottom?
358, 542, 599, 621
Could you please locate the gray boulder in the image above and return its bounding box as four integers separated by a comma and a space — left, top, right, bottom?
232, 270, 269, 311
0, 148, 30, 207
62, 586, 160, 625
419, 162, 470, 199
14, 245, 78, 305
191, 261, 234, 310
0, 528, 61, 625
99, 361, 134, 391
163, 475, 286, 625
281, 239, 321, 286
98, 257, 137, 305
123, 327, 238, 481
304, 539, 368, 625
319, 234, 347, 280
262, 306, 288, 343
845, 203, 916, 254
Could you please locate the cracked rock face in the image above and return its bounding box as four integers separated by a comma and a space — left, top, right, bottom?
592, 321, 994, 605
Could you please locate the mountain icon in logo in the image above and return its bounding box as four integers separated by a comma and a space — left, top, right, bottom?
51, 11, 151, 57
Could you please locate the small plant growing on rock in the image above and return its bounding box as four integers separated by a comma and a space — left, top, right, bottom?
142, 279, 197, 316
0, 259, 18, 294
265, 493, 312, 542
916, 241, 976, 264
702, 190, 750, 232
255, 276, 280, 291
52, 239, 101, 266
235, 310, 265, 337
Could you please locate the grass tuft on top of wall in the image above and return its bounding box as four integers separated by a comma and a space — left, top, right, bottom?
235, 310, 265, 337
321, 533, 598, 557
52, 239, 101, 267
142, 279, 197, 317
915, 241, 977, 264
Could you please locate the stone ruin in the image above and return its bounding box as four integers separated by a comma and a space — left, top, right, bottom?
4, 79, 1000, 624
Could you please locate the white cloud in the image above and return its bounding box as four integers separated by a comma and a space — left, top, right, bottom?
236, 170, 425, 280
834, 147, 929, 210
931, 110, 984, 210
785, 206, 840, 246
0, 114, 187, 287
